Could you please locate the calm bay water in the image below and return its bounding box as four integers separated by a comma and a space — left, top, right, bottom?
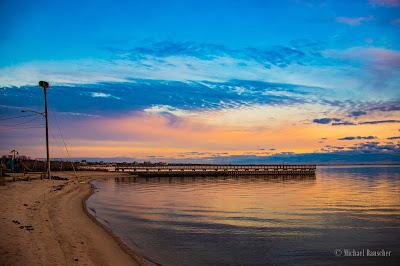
87, 166, 400, 266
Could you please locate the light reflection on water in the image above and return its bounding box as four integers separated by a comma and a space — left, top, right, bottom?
87, 166, 400, 266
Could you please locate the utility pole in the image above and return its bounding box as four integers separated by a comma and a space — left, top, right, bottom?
39, 81, 51, 179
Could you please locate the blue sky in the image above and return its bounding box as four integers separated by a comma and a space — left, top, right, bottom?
0, 0, 399, 162
1, 0, 399, 65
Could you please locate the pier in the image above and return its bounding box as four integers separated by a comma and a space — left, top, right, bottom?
115, 164, 316, 177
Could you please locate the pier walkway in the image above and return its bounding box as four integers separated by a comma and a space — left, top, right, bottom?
115, 164, 316, 177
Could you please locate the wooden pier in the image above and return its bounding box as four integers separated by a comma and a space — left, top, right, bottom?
115, 164, 316, 177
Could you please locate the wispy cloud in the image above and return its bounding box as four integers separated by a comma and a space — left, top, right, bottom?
313, 119, 400, 126
56, 111, 100, 118
1, 40, 397, 102
359, 119, 400, 124
0, 54, 340, 91
338, 136, 377, 140
368, 102, 400, 112
369, 0, 400, 7
349, 142, 400, 152
312, 111, 400, 126
90, 92, 121, 99
0, 79, 328, 117
325, 47, 400, 68
312, 117, 356, 126
341, 101, 400, 118
312, 117, 341, 124
348, 111, 367, 117
322, 141, 400, 153
332, 121, 356, 126
109, 40, 323, 69
336, 16, 372, 26
324, 47, 400, 92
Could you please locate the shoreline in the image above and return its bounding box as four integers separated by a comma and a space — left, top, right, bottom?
0, 171, 148, 266
84, 179, 164, 266
83, 178, 159, 266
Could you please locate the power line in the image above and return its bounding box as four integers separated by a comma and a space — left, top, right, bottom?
1, 126, 45, 130
0, 116, 42, 127
14, 116, 42, 126
49, 128, 64, 161
51, 112, 78, 178
0, 114, 37, 121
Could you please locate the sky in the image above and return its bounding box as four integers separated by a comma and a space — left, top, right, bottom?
0, 0, 399, 163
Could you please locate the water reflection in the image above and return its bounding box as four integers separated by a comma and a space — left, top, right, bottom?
87, 166, 400, 266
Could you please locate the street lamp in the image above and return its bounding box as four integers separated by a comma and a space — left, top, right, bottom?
38, 81, 51, 180
20, 81, 51, 179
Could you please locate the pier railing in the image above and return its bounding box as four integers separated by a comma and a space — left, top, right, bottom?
115, 164, 316, 177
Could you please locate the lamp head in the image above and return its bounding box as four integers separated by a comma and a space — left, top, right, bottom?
39, 81, 49, 89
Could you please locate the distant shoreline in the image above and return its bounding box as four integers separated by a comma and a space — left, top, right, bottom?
316, 163, 400, 166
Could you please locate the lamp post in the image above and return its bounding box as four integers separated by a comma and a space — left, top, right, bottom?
39, 81, 51, 179
21, 81, 50, 179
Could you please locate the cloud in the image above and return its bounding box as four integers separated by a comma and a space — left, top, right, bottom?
332, 121, 356, 126
312, 117, 357, 126
387, 136, 400, 139
350, 141, 400, 152
110, 41, 229, 62
1, 40, 397, 102
369, 0, 400, 7
0, 79, 326, 117
368, 102, 400, 112
0, 41, 398, 107
312, 115, 400, 126
359, 119, 400, 124
336, 16, 372, 26
312, 110, 400, 126
325, 47, 400, 68
324, 47, 400, 91
338, 136, 377, 140
338, 100, 400, 120
312, 117, 341, 124
348, 110, 367, 117
56, 111, 100, 118
110, 40, 323, 69
143, 105, 189, 116
90, 92, 121, 99
0, 49, 348, 92
142, 105, 188, 127
322, 141, 400, 153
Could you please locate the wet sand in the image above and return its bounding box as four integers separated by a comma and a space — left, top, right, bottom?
0, 171, 147, 266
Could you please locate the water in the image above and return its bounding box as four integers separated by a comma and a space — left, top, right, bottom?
86, 166, 400, 266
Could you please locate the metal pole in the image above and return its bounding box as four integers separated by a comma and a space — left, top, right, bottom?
43, 86, 51, 179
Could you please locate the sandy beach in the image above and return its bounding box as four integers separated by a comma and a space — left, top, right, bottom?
0, 171, 147, 266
